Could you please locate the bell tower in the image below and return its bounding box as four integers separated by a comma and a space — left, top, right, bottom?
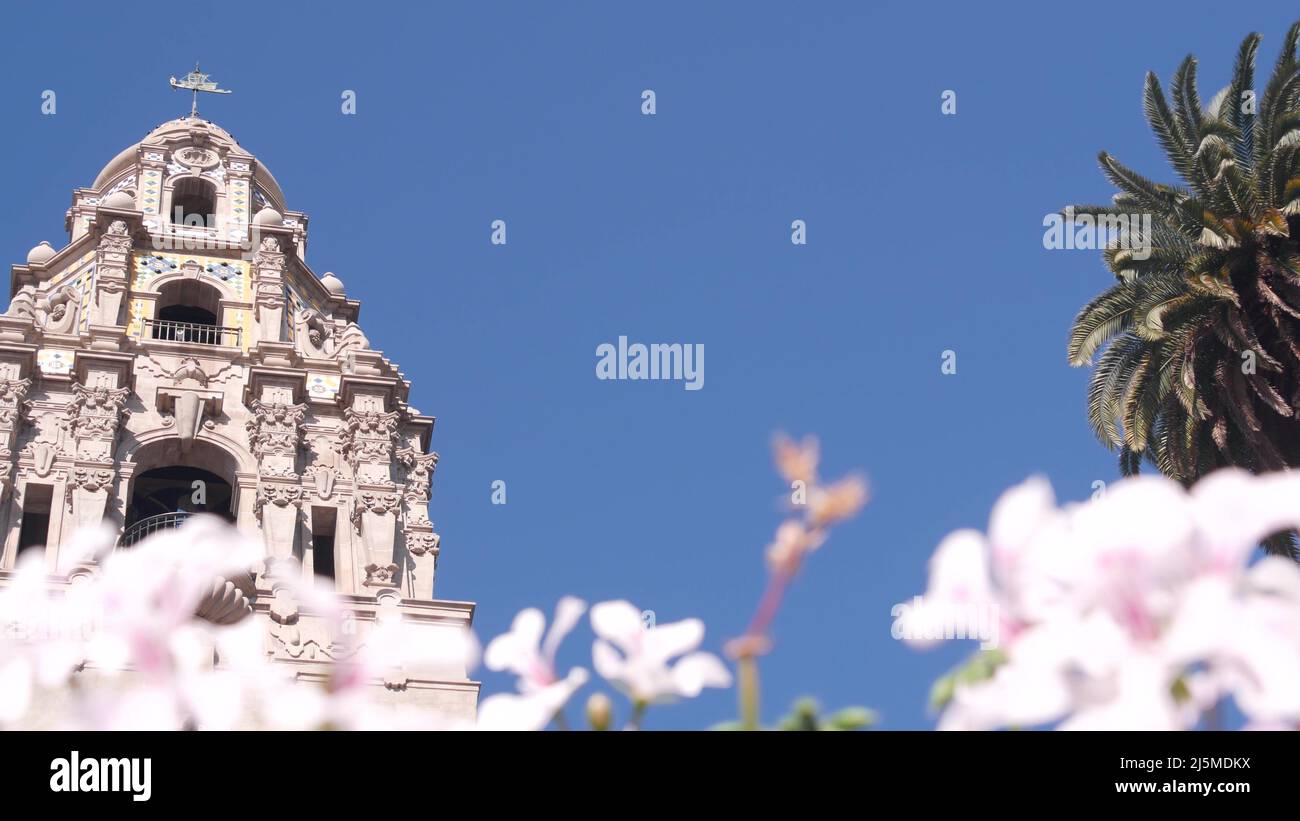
0, 97, 477, 717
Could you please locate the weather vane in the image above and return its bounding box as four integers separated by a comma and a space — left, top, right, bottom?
169, 63, 232, 118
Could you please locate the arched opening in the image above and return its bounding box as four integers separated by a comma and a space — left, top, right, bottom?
170, 177, 217, 227
149, 278, 235, 345
123, 466, 234, 545
121, 440, 242, 546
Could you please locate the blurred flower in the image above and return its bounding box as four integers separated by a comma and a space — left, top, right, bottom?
591, 600, 731, 705
765, 520, 826, 573
906, 469, 1300, 731
485, 596, 586, 693
808, 475, 869, 527
773, 433, 819, 485
586, 691, 613, 730
477, 669, 588, 731
479, 597, 589, 730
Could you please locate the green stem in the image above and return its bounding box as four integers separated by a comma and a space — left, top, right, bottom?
628, 700, 648, 731
739, 655, 760, 730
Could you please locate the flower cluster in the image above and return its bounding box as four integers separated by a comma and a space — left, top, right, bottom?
766, 433, 868, 574
0, 517, 482, 730
0, 517, 729, 730
482, 597, 731, 730
902, 469, 1300, 730
720, 433, 870, 730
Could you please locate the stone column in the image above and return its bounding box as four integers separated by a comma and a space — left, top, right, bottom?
65, 465, 116, 534
397, 448, 440, 599
341, 394, 402, 591
254, 480, 304, 572
91, 219, 132, 327
244, 368, 307, 583
350, 488, 402, 588
63, 381, 129, 533
0, 377, 32, 505
250, 235, 287, 345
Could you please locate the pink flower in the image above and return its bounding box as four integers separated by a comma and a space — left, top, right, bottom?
909, 470, 1300, 731
590, 600, 731, 705
485, 596, 587, 693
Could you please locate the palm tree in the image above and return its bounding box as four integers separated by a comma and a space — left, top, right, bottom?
1067, 23, 1300, 553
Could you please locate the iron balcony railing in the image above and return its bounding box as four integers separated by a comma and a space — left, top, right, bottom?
121, 511, 191, 547
144, 318, 241, 347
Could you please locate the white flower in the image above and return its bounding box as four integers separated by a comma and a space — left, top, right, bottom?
590, 600, 731, 705
911, 469, 1300, 731
485, 596, 587, 693
479, 597, 589, 730
477, 670, 589, 731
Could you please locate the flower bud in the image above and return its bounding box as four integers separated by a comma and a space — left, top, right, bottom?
586, 692, 613, 731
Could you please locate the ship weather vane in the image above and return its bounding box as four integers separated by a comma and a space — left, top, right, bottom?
169, 63, 232, 118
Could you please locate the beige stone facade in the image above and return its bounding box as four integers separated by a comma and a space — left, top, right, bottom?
0, 116, 477, 717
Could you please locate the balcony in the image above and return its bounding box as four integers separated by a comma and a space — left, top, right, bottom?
120, 511, 191, 547
144, 318, 241, 347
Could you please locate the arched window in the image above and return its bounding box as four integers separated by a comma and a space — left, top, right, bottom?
149, 278, 236, 345
170, 177, 216, 227
122, 465, 235, 546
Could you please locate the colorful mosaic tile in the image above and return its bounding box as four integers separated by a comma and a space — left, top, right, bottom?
37, 349, 75, 376
106, 174, 136, 197
129, 253, 252, 350
140, 168, 162, 214
307, 373, 340, 400
206, 261, 242, 283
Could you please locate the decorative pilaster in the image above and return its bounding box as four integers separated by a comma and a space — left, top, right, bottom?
254, 479, 305, 572
64, 383, 130, 463
91, 220, 132, 326
65, 466, 116, 531
404, 529, 441, 599
351, 489, 402, 587
251, 235, 286, 344
62, 382, 129, 531
0, 378, 32, 502
397, 447, 440, 599
342, 407, 401, 483
244, 367, 308, 581
62, 352, 134, 534
246, 399, 306, 478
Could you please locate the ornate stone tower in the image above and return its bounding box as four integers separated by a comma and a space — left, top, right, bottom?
0, 115, 477, 717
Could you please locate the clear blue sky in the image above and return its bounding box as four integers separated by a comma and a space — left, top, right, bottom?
4, 1, 1295, 729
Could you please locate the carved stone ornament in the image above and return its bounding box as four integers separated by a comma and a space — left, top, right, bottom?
342, 409, 401, 470
253, 482, 304, 520
296, 309, 336, 358
364, 562, 400, 586
4, 290, 36, 319
170, 356, 208, 386
397, 448, 439, 503
0, 379, 31, 427
350, 490, 401, 531
407, 530, 440, 557
98, 221, 133, 255
245, 400, 306, 461
38, 285, 82, 334
174, 147, 220, 171
64, 465, 115, 507
65, 383, 129, 461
